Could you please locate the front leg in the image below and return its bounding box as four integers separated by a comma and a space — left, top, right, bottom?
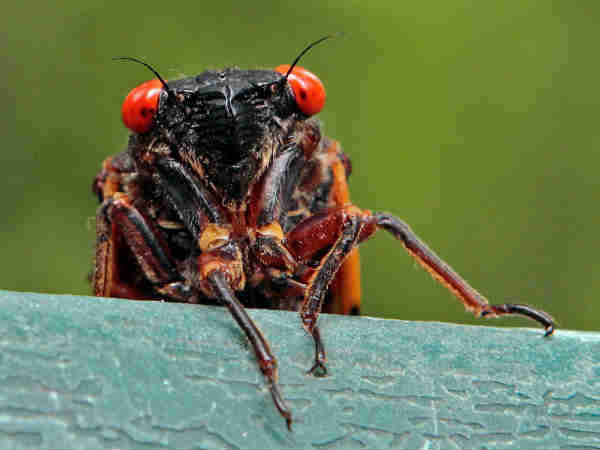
285, 207, 556, 374
208, 271, 292, 430
154, 158, 227, 237
285, 206, 372, 375
93, 192, 192, 302
188, 245, 293, 430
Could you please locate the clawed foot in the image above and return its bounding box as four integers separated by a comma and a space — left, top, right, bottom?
307, 359, 328, 377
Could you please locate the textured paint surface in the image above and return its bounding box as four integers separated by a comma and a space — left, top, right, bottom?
0, 290, 599, 449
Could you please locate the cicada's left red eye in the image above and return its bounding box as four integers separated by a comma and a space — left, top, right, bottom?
121, 78, 163, 133
275, 65, 326, 116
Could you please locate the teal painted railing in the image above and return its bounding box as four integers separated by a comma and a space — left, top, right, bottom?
1, 290, 599, 449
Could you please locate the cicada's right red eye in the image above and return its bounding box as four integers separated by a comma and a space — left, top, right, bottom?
275, 65, 326, 116
121, 78, 163, 133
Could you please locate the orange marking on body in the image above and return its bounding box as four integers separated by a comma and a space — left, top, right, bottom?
329, 248, 362, 314
198, 223, 231, 252
98, 157, 121, 199
322, 139, 362, 315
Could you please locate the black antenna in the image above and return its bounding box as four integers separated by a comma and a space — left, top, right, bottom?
283, 33, 343, 80
112, 56, 174, 97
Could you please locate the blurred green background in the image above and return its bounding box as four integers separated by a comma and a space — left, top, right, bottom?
2, 1, 598, 331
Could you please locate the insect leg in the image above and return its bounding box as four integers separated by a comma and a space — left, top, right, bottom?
93, 193, 191, 301
308, 138, 361, 316
154, 158, 226, 237
373, 213, 555, 335
250, 134, 361, 317
286, 206, 372, 375
286, 206, 555, 375
201, 266, 292, 430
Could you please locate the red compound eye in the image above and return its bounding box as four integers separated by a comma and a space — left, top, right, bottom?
275, 65, 325, 116
121, 78, 163, 133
